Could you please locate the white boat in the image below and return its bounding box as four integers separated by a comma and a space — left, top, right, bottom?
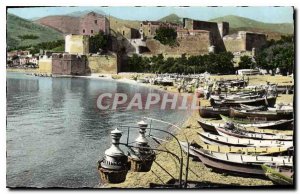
198, 132, 293, 148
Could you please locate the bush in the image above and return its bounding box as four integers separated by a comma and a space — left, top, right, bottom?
89, 31, 109, 53
18, 34, 39, 40
256, 36, 294, 75
238, 56, 255, 69
125, 52, 235, 74
154, 27, 177, 46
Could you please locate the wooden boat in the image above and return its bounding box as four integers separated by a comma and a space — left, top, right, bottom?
241, 103, 293, 111
239, 127, 293, 136
240, 104, 267, 111
220, 115, 293, 130
215, 79, 248, 88
198, 132, 293, 148
215, 126, 293, 141
197, 119, 293, 135
180, 142, 293, 177
184, 141, 290, 156
210, 96, 277, 107
197, 119, 224, 134
261, 165, 293, 185
199, 106, 230, 118
209, 91, 264, 102
229, 108, 293, 121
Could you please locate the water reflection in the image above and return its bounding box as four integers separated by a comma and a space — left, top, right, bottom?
6, 72, 191, 188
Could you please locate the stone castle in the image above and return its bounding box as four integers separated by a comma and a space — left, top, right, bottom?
118, 18, 267, 57
38, 12, 267, 75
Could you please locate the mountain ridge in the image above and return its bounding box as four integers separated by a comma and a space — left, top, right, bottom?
7, 13, 64, 49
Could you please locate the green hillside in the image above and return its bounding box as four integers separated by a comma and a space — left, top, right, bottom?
158, 14, 182, 24
209, 15, 294, 35
7, 13, 64, 49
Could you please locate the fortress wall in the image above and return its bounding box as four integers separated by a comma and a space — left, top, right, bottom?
65, 35, 89, 55
87, 54, 119, 74
145, 31, 211, 56
245, 33, 267, 51
223, 38, 245, 52
38, 57, 52, 73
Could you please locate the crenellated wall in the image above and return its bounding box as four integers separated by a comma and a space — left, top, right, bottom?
52, 53, 87, 75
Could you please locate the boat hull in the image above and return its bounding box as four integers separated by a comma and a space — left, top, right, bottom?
229, 108, 293, 121
215, 127, 293, 141
221, 115, 294, 130
198, 132, 293, 148
210, 96, 277, 108
197, 120, 221, 134
199, 107, 230, 119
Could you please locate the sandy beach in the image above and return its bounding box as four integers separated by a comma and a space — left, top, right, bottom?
6, 70, 293, 188
95, 73, 293, 188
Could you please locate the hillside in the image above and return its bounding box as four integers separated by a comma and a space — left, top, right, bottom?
34, 14, 141, 37
7, 13, 64, 49
209, 15, 294, 35
158, 14, 182, 24
35, 15, 80, 34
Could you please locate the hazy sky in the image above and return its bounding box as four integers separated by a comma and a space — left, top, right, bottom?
7, 6, 294, 23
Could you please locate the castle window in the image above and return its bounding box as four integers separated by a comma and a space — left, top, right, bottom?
122, 31, 125, 36
83, 29, 85, 33
95, 20, 97, 24
91, 30, 94, 34
148, 29, 151, 33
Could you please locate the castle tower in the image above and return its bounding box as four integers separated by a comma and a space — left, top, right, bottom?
65, 34, 89, 55
217, 22, 229, 38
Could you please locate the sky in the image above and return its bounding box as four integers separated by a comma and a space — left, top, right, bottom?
7, 6, 294, 23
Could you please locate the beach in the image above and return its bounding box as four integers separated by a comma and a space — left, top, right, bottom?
97, 73, 294, 188
6, 70, 293, 188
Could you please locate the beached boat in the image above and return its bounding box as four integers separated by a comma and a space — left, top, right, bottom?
241, 103, 293, 111
197, 119, 294, 135
240, 104, 267, 111
184, 141, 290, 156
199, 106, 230, 119
180, 142, 293, 177
198, 132, 293, 147
215, 126, 293, 141
229, 108, 293, 121
210, 96, 277, 107
215, 79, 248, 88
220, 115, 293, 130
197, 119, 224, 134
261, 165, 294, 185
209, 91, 263, 102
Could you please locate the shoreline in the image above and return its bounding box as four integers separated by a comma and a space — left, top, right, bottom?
7, 70, 293, 188
100, 76, 293, 188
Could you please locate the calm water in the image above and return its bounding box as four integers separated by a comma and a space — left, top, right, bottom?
6, 72, 190, 188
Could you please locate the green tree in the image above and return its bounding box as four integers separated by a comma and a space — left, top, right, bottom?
154, 27, 177, 46
89, 31, 109, 53
238, 55, 255, 69
256, 41, 294, 75
149, 54, 164, 73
